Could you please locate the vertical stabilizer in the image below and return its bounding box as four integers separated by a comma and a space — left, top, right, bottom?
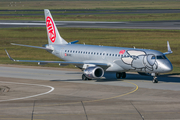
44, 9, 68, 44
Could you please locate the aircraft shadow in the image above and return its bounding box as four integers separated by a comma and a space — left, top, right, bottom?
50, 73, 180, 83
65, 72, 82, 74
119, 73, 180, 83
50, 79, 82, 82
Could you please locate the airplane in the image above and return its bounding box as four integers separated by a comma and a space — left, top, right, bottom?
5, 9, 173, 83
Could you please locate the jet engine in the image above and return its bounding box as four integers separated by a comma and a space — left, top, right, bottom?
83, 66, 104, 79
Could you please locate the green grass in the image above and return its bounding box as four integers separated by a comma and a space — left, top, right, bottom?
1, 12, 180, 22
0, 27, 180, 73
1, 0, 180, 10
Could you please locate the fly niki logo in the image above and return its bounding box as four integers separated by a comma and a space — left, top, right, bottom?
46, 16, 56, 43
119, 50, 125, 55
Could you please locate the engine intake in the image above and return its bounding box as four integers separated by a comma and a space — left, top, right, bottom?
83, 66, 104, 79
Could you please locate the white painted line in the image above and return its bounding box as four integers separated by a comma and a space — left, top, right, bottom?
0, 23, 45, 25
0, 81, 54, 102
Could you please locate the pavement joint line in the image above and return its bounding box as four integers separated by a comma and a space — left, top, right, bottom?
33, 111, 180, 116
0, 81, 54, 102
0, 111, 180, 117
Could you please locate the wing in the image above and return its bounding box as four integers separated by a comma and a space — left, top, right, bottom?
5, 49, 110, 69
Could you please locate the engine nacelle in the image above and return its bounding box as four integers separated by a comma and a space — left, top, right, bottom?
83, 66, 104, 79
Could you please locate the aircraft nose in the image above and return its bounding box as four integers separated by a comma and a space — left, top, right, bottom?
161, 61, 173, 72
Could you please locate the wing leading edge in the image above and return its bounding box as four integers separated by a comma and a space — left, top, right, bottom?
5, 49, 110, 69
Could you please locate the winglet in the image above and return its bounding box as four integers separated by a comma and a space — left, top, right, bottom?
163, 41, 173, 55
4, 49, 15, 61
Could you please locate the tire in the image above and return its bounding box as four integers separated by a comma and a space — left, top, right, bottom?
82, 74, 86, 80
153, 79, 158, 83
116, 72, 122, 79
122, 72, 126, 79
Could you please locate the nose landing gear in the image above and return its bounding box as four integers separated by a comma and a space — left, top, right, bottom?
152, 76, 158, 83
151, 73, 158, 83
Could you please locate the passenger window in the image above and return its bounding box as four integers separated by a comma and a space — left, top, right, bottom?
94, 52, 96, 55
118, 54, 120, 57
100, 53, 102, 55
115, 54, 117, 57
103, 53, 105, 55
70, 50, 72, 53
88, 52, 90, 54
106, 53, 108, 56
112, 54, 114, 56
109, 54, 111, 56
65, 50, 67, 52
68, 50, 69, 52
97, 53, 99, 55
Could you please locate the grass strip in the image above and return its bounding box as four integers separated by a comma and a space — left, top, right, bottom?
1, 1, 180, 10
0, 27, 179, 73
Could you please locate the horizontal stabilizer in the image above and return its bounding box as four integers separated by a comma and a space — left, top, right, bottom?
11, 43, 53, 51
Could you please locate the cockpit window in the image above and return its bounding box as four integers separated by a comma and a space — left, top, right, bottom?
156, 55, 167, 59
151, 56, 155, 59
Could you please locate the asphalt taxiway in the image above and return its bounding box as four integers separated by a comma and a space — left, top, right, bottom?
0, 65, 180, 120
1, 20, 180, 29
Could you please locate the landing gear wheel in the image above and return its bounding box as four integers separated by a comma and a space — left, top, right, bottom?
152, 73, 159, 83
82, 74, 87, 80
122, 72, 126, 79
116, 72, 122, 79
82, 74, 91, 80
152, 78, 158, 83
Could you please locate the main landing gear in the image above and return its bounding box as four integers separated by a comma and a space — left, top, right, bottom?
116, 72, 126, 79
82, 74, 92, 80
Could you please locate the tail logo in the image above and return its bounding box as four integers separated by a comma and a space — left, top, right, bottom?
46, 16, 56, 43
